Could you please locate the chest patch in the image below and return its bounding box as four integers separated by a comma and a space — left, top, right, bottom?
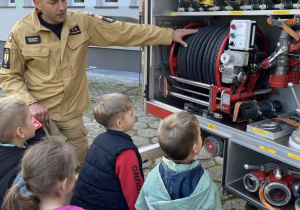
2, 48, 10, 69
102, 16, 116, 23
25, 36, 41, 44
69, 26, 81, 35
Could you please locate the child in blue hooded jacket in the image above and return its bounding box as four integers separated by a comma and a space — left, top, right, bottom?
135, 111, 222, 210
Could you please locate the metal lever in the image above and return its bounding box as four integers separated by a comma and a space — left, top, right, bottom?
260, 46, 288, 68
287, 169, 300, 176
274, 166, 282, 180
288, 82, 300, 117
269, 46, 288, 63
244, 164, 264, 170
184, 103, 223, 119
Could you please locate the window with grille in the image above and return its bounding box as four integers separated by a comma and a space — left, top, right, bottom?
73, 0, 85, 6
8, 0, 15, 6
97, 0, 119, 7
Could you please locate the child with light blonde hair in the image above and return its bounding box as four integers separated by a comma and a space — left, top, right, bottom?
1, 139, 84, 210
0, 97, 35, 146
136, 111, 222, 210
0, 97, 36, 206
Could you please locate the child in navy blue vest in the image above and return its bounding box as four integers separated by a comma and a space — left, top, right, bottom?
71, 93, 144, 210
0, 97, 37, 206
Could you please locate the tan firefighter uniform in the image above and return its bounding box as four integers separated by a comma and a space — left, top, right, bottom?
0, 9, 174, 165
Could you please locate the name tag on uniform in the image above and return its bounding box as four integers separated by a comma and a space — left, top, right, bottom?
102, 16, 115, 23
25, 36, 41, 44
69, 26, 81, 35
2, 48, 10, 69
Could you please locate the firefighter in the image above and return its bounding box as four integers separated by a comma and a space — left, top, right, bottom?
0, 0, 197, 167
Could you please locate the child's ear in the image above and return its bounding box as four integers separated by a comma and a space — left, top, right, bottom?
192, 143, 198, 154
115, 119, 122, 128
16, 127, 25, 139
61, 178, 69, 192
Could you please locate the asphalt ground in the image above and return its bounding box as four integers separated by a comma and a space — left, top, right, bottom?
0, 69, 247, 210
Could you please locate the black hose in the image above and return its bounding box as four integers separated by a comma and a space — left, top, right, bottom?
157, 45, 178, 85
175, 25, 228, 85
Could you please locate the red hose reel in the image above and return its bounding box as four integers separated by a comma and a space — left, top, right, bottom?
168, 22, 269, 114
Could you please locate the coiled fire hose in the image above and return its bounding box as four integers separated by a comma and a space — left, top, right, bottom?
168, 23, 267, 86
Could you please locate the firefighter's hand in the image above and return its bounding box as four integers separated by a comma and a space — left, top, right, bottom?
173, 29, 198, 47
28, 103, 49, 123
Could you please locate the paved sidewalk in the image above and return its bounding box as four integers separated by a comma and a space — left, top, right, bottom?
0, 69, 247, 210
85, 69, 247, 210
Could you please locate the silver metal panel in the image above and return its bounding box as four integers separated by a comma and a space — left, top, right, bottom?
269, 85, 300, 113
225, 140, 277, 185
247, 112, 298, 140
153, 10, 300, 16
229, 135, 300, 169
148, 100, 300, 168
247, 119, 296, 140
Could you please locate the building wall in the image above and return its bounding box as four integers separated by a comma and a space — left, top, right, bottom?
0, 0, 142, 72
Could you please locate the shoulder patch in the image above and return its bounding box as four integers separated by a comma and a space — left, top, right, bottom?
88, 12, 94, 17
69, 25, 81, 35
2, 48, 11, 69
8, 35, 13, 43
25, 36, 41, 44
102, 16, 116, 23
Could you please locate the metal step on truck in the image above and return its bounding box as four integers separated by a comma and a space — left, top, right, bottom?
139, 0, 300, 209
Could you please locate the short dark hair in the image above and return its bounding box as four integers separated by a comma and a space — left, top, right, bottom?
158, 111, 199, 160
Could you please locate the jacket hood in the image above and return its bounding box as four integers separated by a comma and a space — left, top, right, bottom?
142, 157, 222, 210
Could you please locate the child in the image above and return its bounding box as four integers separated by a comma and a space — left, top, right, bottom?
1, 139, 84, 210
0, 97, 36, 206
135, 111, 222, 210
71, 93, 144, 210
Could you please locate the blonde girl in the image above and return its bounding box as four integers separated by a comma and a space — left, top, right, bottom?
1, 139, 84, 210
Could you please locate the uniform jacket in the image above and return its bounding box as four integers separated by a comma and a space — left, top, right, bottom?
0, 9, 174, 121
0, 145, 26, 206
135, 157, 222, 210
71, 129, 144, 210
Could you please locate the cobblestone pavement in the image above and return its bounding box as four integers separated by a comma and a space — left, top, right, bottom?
0, 70, 247, 210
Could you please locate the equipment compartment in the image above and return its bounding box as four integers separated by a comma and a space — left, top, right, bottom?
224, 140, 300, 209
143, 0, 300, 208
